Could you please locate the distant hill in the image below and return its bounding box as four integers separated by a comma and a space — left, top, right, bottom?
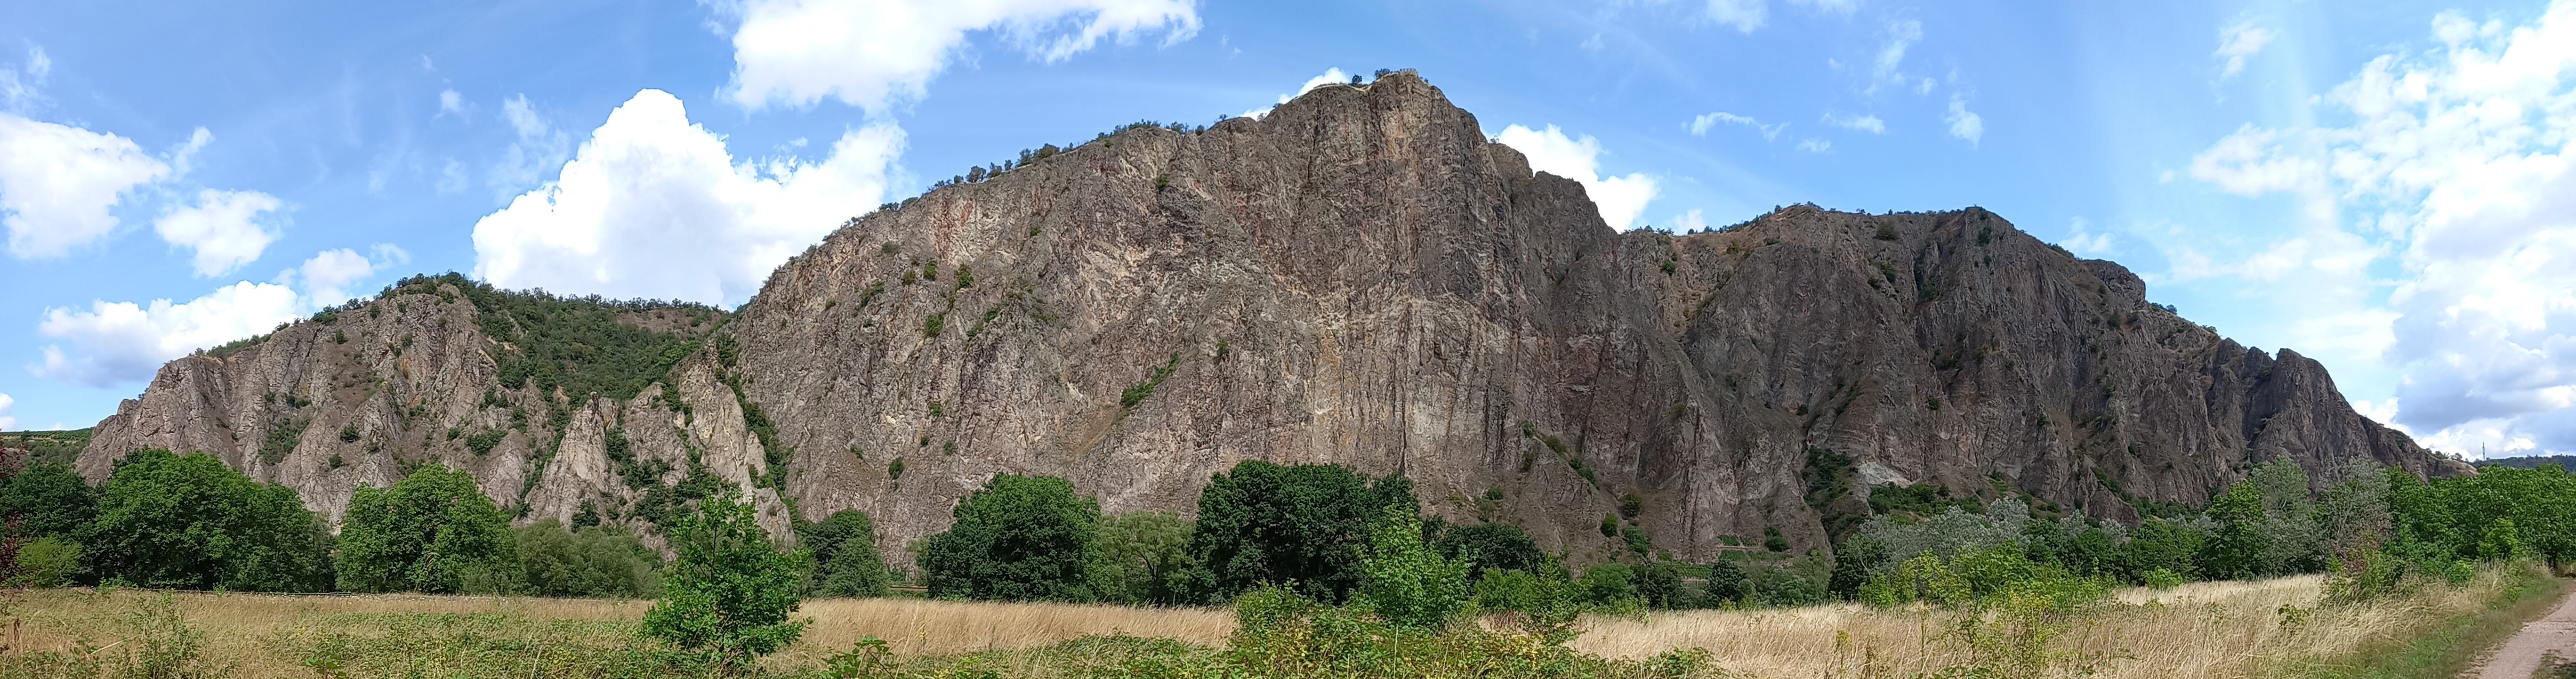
1, 428, 92, 469
2486, 454, 2576, 470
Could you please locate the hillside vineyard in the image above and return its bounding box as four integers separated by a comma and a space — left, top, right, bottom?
77, 72, 2462, 562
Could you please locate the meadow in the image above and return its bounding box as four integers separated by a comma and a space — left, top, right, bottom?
0, 563, 2555, 679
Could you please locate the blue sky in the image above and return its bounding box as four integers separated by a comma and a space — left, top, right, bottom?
3, 0, 2571, 458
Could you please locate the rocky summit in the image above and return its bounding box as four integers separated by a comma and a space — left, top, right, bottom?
77, 72, 2463, 562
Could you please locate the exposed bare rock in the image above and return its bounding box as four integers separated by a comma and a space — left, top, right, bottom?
77, 72, 2458, 562
77, 277, 788, 538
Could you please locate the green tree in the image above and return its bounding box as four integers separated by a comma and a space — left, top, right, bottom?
1827, 537, 1889, 600
1092, 511, 1192, 604
1575, 563, 1638, 607
2122, 518, 2206, 583
1636, 560, 1692, 609
516, 519, 660, 598
1183, 461, 1415, 603
1356, 504, 1471, 628
79, 450, 332, 591
643, 494, 808, 674
0, 462, 96, 540
335, 465, 520, 593
1704, 559, 1749, 604
918, 474, 1101, 601
798, 509, 890, 598
2199, 482, 2271, 580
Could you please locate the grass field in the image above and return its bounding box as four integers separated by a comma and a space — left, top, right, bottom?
0, 566, 2556, 678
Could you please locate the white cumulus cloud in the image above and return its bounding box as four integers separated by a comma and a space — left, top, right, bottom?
1496, 124, 1658, 232
31, 281, 305, 388
1944, 94, 1983, 146
471, 89, 904, 306
154, 189, 283, 276
0, 392, 16, 431
1672, 209, 1709, 233
290, 245, 408, 307
29, 244, 404, 387
2181, 1, 2576, 456
1243, 68, 1351, 119
2215, 18, 2276, 79
721, 0, 1199, 112
0, 112, 173, 258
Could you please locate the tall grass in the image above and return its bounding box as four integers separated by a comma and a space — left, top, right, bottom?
0, 566, 2554, 678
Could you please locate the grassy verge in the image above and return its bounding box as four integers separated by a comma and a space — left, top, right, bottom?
2275, 564, 2566, 679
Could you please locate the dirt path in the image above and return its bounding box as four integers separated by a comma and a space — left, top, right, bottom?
2473, 586, 2576, 679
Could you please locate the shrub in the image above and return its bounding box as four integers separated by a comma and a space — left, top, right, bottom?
80, 449, 333, 591
9, 536, 83, 588
918, 474, 1101, 602
516, 518, 661, 598
1356, 505, 1472, 629
336, 465, 520, 593
643, 493, 808, 674
1119, 354, 1181, 409
1431, 522, 1545, 577
1575, 564, 1638, 609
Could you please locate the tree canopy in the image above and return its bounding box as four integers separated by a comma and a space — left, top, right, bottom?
1183, 461, 1417, 604
336, 465, 520, 593
798, 509, 890, 598
918, 474, 1102, 602
79, 449, 332, 591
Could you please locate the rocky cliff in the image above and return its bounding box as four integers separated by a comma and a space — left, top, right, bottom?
77, 72, 2462, 562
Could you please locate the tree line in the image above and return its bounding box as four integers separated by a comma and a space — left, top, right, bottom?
3, 445, 2568, 614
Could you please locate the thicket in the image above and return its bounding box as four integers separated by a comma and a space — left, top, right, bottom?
76, 449, 335, 591
516, 518, 662, 598
798, 509, 891, 598
336, 465, 520, 593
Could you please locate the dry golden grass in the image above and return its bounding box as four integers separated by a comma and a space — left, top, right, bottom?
0, 589, 648, 677
0, 589, 1232, 676
773, 597, 1232, 666
0, 568, 2537, 678
1571, 570, 2529, 679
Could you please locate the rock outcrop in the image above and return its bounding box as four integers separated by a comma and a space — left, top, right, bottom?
78, 72, 2462, 562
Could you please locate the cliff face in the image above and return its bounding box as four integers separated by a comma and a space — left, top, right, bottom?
724, 72, 2459, 559
78, 72, 2459, 561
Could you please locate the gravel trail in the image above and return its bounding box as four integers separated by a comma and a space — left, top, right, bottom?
2472, 586, 2576, 679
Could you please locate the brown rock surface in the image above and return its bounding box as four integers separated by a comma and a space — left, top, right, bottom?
78, 72, 2460, 562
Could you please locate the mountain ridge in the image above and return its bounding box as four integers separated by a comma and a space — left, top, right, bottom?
76, 71, 2464, 563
